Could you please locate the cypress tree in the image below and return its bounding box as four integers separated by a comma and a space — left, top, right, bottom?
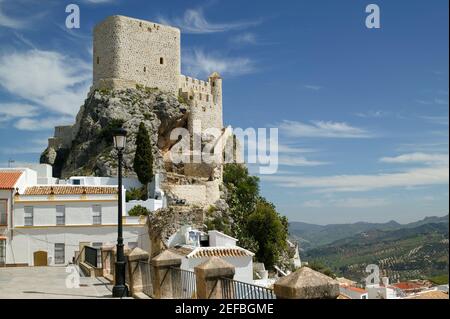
133, 122, 153, 194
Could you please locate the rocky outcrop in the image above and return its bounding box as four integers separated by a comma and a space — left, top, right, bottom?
40, 87, 188, 178
147, 206, 205, 257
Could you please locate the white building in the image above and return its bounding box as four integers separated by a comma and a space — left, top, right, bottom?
366, 278, 403, 299
0, 166, 150, 267
168, 227, 254, 283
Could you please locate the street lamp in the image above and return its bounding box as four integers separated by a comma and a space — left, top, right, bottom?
112, 127, 128, 298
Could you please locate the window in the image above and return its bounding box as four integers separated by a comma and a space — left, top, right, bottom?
24, 207, 33, 226
0, 240, 5, 265
160, 57, 164, 65
0, 200, 6, 226
92, 205, 102, 225
96, 57, 100, 64
54, 243, 65, 265
144, 66, 147, 72
56, 205, 65, 225
72, 179, 81, 185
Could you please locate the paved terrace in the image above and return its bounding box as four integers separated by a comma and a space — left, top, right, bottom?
0, 266, 114, 299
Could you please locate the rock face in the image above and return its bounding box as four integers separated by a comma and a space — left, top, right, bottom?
41, 87, 187, 178
147, 206, 205, 257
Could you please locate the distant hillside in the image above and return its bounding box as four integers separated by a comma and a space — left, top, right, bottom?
303, 222, 449, 283
289, 214, 449, 250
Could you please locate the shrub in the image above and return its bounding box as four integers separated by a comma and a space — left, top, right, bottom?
128, 205, 150, 216
126, 187, 147, 202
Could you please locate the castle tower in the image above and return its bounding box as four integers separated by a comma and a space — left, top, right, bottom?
93, 16, 181, 94
208, 72, 223, 129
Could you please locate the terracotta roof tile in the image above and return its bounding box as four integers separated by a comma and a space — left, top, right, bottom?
410, 291, 449, 299
392, 282, 424, 290
0, 171, 23, 189
23, 186, 118, 195
187, 247, 254, 259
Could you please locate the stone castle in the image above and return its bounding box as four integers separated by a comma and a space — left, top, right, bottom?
93, 15, 223, 133
44, 15, 233, 207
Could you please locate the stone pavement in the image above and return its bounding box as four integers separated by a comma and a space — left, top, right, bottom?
0, 266, 115, 299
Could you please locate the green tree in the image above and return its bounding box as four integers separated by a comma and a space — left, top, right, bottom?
128, 205, 150, 216
133, 122, 153, 197
246, 200, 288, 269
223, 164, 259, 241
307, 261, 336, 279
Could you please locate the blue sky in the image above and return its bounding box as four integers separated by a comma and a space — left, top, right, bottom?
0, 0, 448, 224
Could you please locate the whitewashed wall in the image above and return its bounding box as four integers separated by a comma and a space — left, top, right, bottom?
6, 224, 149, 266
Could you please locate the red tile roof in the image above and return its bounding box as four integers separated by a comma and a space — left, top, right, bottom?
392, 282, 424, 290
187, 247, 254, 259
0, 171, 23, 189
24, 186, 118, 195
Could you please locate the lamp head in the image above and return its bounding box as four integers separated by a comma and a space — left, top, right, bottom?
113, 127, 127, 150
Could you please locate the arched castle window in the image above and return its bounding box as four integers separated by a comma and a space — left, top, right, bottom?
96, 57, 100, 64
212, 82, 215, 87
160, 57, 164, 65
144, 67, 147, 72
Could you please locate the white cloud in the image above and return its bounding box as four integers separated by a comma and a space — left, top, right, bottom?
0, 49, 91, 116
14, 116, 73, 131
230, 33, 257, 45
278, 120, 373, 138
262, 166, 449, 192
158, 8, 260, 34
278, 144, 317, 154
0, 136, 48, 155
304, 85, 322, 91
420, 115, 449, 126
355, 110, 390, 118
303, 198, 389, 208
380, 153, 449, 165
183, 49, 255, 78
0, 0, 25, 29
0, 103, 38, 120
278, 155, 328, 167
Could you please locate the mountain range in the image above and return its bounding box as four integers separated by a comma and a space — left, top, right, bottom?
289, 214, 449, 250
289, 214, 449, 282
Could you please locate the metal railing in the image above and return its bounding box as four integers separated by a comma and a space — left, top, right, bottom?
84, 246, 100, 268
139, 261, 154, 298
170, 267, 197, 299
220, 277, 276, 299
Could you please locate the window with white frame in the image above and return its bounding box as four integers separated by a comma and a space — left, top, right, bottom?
0, 240, 5, 265
56, 205, 65, 225
54, 243, 65, 265
24, 206, 33, 226
92, 205, 102, 225
0, 200, 7, 226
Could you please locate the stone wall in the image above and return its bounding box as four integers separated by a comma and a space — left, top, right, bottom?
93, 15, 181, 94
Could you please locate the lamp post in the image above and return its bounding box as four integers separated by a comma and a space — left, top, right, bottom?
112, 128, 128, 298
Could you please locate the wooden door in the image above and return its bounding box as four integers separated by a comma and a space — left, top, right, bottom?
33, 251, 48, 266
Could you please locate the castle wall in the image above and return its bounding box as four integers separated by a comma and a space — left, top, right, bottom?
179, 75, 223, 133
93, 16, 181, 94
